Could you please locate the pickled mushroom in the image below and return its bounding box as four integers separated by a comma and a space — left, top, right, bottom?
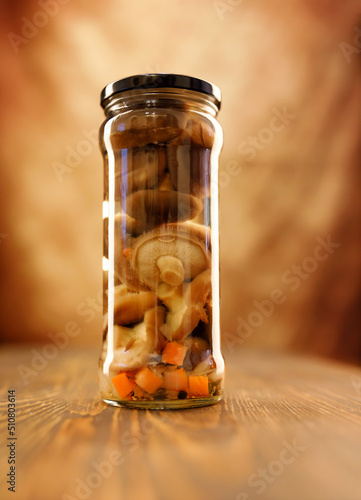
167, 146, 211, 198
130, 227, 210, 289
183, 336, 211, 369
168, 117, 215, 149
104, 214, 148, 291
167, 221, 211, 249
114, 146, 166, 195
109, 112, 183, 149
110, 306, 166, 371
159, 270, 212, 341
125, 189, 203, 227
104, 214, 145, 247
158, 172, 174, 191
103, 290, 157, 332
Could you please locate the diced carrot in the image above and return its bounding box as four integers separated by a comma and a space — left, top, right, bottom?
135, 367, 163, 394
188, 375, 209, 396
162, 341, 187, 366
112, 372, 136, 399
163, 368, 188, 392
122, 248, 132, 260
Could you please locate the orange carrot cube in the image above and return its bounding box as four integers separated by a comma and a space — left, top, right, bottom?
162, 341, 187, 366
112, 372, 136, 399
135, 367, 163, 394
163, 368, 188, 392
188, 375, 209, 396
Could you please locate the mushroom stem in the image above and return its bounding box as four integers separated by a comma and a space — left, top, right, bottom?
156, 256, 185, 286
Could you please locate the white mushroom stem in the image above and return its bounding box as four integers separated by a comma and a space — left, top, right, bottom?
156, 256, 185, 286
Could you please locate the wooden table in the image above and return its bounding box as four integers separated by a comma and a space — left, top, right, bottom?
1, 345, 361, 500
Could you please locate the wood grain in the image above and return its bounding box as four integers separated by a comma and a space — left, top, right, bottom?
1, 346, 361, 500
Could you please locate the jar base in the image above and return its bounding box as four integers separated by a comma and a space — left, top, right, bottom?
103, 395, 223, 410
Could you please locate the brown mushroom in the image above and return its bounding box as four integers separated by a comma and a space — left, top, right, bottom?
113, 290, 158, 326
110, 323, 150, 371
110, 113, 183, 149
188, 355, 218, 380
110, 306, 166, 371
156, 282, 184, 311
144, 306, 167, 353
104, 214, 141, 258
130, 226, 210, 289
114, 248, 148, 292
113, 213, 146, 237
125, 189, 203, 227
114, 146, 166, 198
165, 115, 216, 198
103, 290, 157, 332
104, 284, 130, 315
104, 214, 148, 291
168, 117, 215, 148
183, 336, 211, 369
159, 270, 212, 341
167, 144, 211, 198
184, 269, 212, 307
158, 172, 174, 191
189, 305, 212, 344
167, 221, 212, 250
161, 306, 206, 342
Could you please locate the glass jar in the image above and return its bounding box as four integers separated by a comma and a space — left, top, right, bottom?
98, 74, 224, 409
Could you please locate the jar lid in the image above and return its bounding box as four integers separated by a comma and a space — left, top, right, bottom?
100, 73, 221, 109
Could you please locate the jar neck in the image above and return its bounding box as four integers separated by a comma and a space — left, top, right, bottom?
102, 88, 220, 118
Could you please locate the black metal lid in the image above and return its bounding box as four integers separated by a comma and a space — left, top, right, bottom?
100, 74, 221, 109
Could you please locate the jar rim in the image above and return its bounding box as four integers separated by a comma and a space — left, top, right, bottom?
100, 74, 221, 110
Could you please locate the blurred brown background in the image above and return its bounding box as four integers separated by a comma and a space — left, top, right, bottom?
0, 0, 360, 362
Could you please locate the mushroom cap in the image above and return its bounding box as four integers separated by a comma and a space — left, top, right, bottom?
111, 128, 182, 149
110, 113, 183, 149
104, 215, 148, 291
167, 144, 211, 198
167, 221, 211, 249
165, 116, 216, 198
130, 226, 210, 289
113, 290, 158, 326
168, 117, 215, 148
125, 189, 203, 227
104, 214, 145, 250
114, 146, 166, 197
103, 290, 158, 332
113, 212, 146, 237
114, 249, 149, 292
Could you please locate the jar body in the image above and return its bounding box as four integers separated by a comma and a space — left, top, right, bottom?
99, 88, 224, 409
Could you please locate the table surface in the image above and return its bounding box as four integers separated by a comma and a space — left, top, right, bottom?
1, 345, 361, 500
